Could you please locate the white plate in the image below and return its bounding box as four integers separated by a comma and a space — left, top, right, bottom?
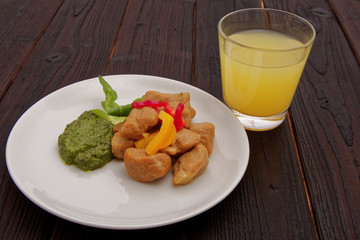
6, 75, 249, 229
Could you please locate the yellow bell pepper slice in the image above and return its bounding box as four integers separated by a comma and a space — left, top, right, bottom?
135, 132, 158, 149
135, 127, 176, 150
145, 111, 177, 155
161, 124, 176, 148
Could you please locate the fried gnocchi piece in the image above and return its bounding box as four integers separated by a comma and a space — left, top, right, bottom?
143, 91, 196, 118
113, 122, 123, 133
173, 143, 209, 185
111, 132, 134, 159
189, 122, 215, 155
120, 107, 159, 139
124, 148, 172, 182
161, 128, 201, 156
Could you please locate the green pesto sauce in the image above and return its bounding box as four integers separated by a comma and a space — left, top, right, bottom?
58, 111, 114, 171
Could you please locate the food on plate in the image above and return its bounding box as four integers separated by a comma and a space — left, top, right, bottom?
118, 107, 159, 139
111, 132, 134, 159
124, 148, 172, 182
160, 128, 201, 156
58, 75, 215, 185
99, 75, 142, 117
189, 122, 215, 155
58, 111, 114, 171
173, 143, 209, 184
143, 91, 196, 128
113, 121, 124, 132
114, 90, 215, 184
143, 111, 177, 156
91, 75, 142, 125
143, 91, 196, 117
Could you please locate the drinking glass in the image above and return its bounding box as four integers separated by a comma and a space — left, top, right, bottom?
218, 8, 315, 131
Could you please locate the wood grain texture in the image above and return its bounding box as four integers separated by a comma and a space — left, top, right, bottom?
0, 0, 63, 99
328, 0, 360, 63
264, 0, 360, 239
106, 0, 195, 84
239, 126, 316, 239
0, 179, 55, 239
1, 0, 358, 238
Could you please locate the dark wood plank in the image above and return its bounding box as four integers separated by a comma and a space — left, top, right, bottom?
328, 0, 360, 63
238, 125, 317, 239
0, 0, 128, 238
0, 0, 64, 99
263, 0, 360, 239
0, 177, 55, 239
106, 0, 194, 83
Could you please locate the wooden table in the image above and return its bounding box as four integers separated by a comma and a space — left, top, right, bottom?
1, 0, 359, 239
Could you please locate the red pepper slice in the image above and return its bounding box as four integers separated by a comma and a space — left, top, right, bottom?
132, 100, 168, 109
164, 105, 176, 117
131, 100, 185, 131
174, 102, 185, 131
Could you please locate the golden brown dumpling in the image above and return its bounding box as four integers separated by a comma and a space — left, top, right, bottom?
124, 148, 171, 182
143, 91, 196, 118
161, 128, 201, 156
189, 122, 215, 155
173, 143, 209, 185
120, 107, 159, 139
111, 132, 134, 159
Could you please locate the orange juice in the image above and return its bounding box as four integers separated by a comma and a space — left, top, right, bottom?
219, 29, 310, 116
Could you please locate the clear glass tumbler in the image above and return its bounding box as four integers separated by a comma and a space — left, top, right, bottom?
218, 8, 315, 131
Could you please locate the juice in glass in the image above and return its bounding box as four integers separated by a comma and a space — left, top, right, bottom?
218, 9, 315, 131
220, 29, 309, 117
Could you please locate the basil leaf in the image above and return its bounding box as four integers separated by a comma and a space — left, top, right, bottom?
99, 75, 121, 116
91, 109, 127, 125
